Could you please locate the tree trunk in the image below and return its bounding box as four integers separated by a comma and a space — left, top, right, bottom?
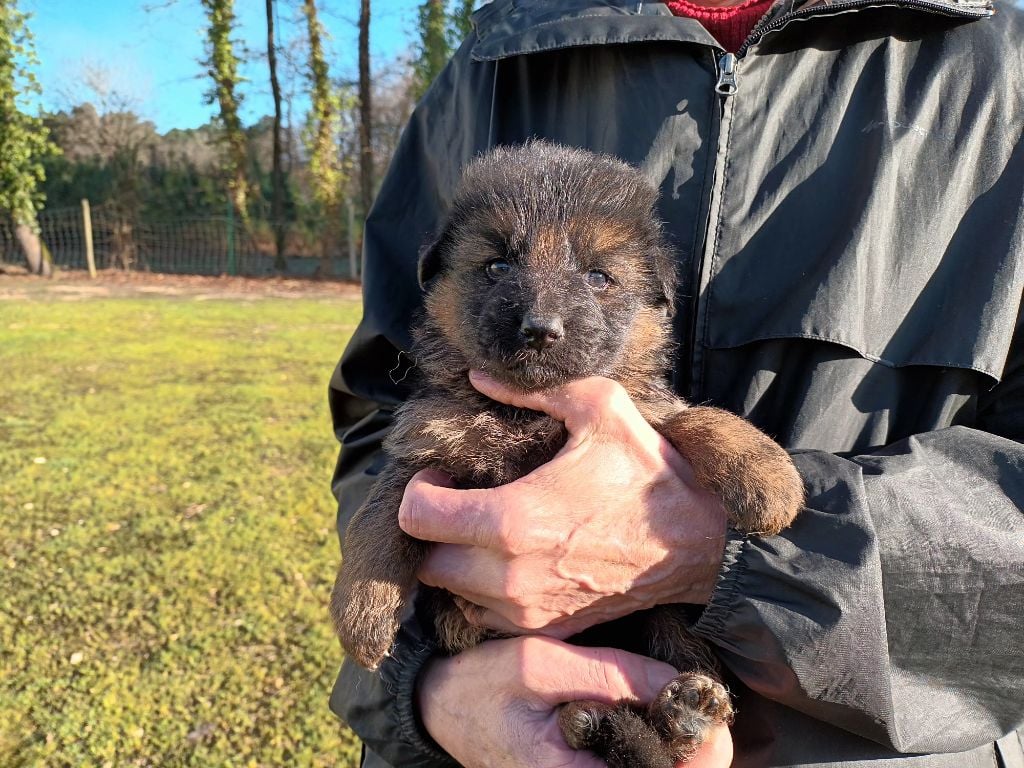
303, 0, 344, 279
413, 0, 450, 99
203, 0, 250, 226
358, 0, 375, 219
266, 0, 286, 271
15, 222, 51, 277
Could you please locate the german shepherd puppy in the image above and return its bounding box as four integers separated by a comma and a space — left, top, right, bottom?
332, 142, 804, 766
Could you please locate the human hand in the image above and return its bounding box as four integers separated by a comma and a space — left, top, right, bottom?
398, 372, 728, 638
417, 636, 733, 768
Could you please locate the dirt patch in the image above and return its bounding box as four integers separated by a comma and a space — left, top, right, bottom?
0, 269, 362, 301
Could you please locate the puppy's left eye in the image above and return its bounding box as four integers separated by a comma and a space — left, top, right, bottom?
486, 259, 512, 280
586, 270, 611, 290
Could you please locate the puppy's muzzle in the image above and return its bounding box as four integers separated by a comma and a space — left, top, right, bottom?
520, 312, 564, 351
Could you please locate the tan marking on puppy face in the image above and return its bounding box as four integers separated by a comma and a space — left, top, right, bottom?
618, 306, 670, 374
591, 219, 636, 255
529, 224, 569, 269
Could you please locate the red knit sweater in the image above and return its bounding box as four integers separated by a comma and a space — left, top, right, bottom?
665, 0, 775, 53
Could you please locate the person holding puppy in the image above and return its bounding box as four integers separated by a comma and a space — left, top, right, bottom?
328, 0, 1024, 766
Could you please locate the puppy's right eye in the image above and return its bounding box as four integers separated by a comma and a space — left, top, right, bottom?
485, 259, 512, 280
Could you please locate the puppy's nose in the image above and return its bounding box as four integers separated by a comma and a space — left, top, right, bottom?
520, 313, 564, 351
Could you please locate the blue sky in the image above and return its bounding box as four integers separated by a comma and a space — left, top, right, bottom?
22, 0, 416, 132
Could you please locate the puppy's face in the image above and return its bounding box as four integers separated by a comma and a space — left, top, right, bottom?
420, 144, 676, 391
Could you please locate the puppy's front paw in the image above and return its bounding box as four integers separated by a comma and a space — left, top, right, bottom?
330, 572, 404, 670
648, 672, 733, 763
663, 406, 804, 535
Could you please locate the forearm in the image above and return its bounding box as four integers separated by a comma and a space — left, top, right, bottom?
690, 425, 1024, 752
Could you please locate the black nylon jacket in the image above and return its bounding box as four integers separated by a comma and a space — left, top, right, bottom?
327, 1, 1024, 766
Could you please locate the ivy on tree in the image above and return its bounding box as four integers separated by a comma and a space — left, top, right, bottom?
303, 0, 351, 275
0, 0, 60, 274
200, 0, 250, 225
412, 0, 476, 100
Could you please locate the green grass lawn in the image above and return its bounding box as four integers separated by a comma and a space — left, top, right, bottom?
0, 293, 363, 767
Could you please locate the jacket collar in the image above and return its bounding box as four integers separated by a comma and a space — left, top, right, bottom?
469, 0, 992, 60
470, 0, 717, 60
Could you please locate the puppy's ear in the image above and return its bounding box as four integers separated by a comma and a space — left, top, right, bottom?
417, 233, 447, 290
651, 246, 678, 316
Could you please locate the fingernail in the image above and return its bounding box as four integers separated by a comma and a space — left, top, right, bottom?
469, 369, 492, 383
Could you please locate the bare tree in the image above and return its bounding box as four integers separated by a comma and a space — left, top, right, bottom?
358, 0, 374, 219
48, 65, 167, 268
266, 0, 286, 269
302, 0, 346, 276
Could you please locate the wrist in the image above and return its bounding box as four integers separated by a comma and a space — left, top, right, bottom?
688, 527, 749, 637
414, 653, 470, 764
414, 655, 445, 745
655, 472, 729, 605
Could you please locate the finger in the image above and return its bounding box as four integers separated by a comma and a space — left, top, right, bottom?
420, 547, 569, 631
470, 371, 667, 460
470, 606, 577, 640
418, 544, 507, 603
679, 724, 733, 768
419, 548, 556, 630
533, 719, 611, 768
419, 543, 495, 587
516, 637, 678, 706
464, 604, 525, 634
470, 371, 635, 440
450, 599, 529, 636
406, 466, 457, 489
398, 469, 504, 547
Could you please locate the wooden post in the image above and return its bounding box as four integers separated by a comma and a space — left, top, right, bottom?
81, 199, 96, 278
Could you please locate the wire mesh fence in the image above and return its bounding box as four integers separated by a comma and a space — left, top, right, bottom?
0, 202, 358, 279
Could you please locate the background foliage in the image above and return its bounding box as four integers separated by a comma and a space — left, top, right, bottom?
0, 1, 59, 228
2, 0, 477, 273
0, 290, 363, 766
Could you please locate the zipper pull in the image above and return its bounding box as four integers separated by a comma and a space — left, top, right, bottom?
715, 53, 738, 96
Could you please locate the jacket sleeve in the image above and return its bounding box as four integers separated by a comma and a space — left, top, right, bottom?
690, 314, 1024, 754
326, 39, 492, 768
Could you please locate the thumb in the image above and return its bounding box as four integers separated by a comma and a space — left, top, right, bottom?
521, 638, 678, 707
469, 371, 636, 444
679, 724, 733, 768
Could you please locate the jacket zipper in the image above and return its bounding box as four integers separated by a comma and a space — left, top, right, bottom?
715, 53, 739, 95
685, 50, 737, 398
712, 0, 990, 95
736, 0, 991, 58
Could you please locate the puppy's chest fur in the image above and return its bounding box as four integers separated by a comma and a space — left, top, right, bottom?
385, 389, 568, 487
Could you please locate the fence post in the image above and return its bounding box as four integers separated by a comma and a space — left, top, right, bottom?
226, 198, 236, 276
81, 199, 96, 278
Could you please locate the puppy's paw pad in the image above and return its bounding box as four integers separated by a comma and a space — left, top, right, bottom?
648, 673, 733, 761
